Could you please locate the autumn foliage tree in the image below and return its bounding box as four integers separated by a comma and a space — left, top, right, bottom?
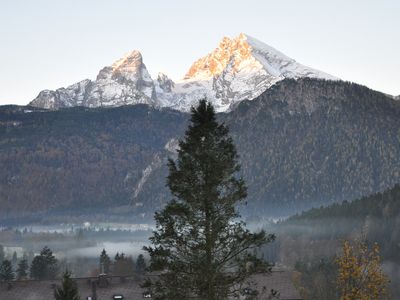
337, 239, 389, 299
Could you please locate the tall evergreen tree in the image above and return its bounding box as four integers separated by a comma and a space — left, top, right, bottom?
144, 100, 275, 299
30, 246, 58, 280
0, 259, 15, 281
11, 251, 18, 266
99, 249, 111, 274
113, 253, 135, 276
54, 270, 81, 300
0, 245, 4, 263
26, 250, 35, 266
114, 252, 123, 261
16, 258, 29, 280
136, 254, 146, 274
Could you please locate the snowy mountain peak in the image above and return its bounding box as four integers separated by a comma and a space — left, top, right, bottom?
30, 49, 157, 109
184, 33, 336, 82
160, 33, 337, 112
112, 50, 143, 68
111, 50, 143, 75
184, 33, 253, 80
29, 33, 338, 112
96, 50, 144, 82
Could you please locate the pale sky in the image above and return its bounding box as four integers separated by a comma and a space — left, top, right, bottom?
0, 0, 399, 105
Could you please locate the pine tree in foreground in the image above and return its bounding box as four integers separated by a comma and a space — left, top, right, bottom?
54, 270, 81, 300
144, 100, 275, 299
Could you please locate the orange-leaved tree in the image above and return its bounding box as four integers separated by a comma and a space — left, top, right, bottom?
337, 239, 389, 300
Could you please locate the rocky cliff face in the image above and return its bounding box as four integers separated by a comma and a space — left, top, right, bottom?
30, 51, 157, 109
29, 34, 337, 112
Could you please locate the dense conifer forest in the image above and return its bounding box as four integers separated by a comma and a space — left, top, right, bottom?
267, 184, 400, 298
1, 79, 400, 221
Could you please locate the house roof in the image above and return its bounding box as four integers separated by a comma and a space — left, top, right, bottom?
0, 271, 302, 300
243, 271, 303, 300
0, 275, 144, 300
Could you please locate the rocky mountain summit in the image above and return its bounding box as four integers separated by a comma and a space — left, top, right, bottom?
29, 34, 337, 112
30, 51, 156, 109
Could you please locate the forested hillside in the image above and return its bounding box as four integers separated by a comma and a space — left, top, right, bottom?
268, 184, 400, 299
1, 78, 400, 222
226, 79, 400, 216
0, 105, 188, 222
276, 184, 400, 262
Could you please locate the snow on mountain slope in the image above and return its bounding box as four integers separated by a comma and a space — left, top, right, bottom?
30, 51, 157, 109
157, 33, 337, 112
29, 33, 338, 111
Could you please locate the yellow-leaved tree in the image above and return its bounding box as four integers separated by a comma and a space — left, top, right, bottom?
337, 239, 389, 300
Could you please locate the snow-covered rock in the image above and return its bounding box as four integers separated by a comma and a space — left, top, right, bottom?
30, 51, 157, 109
164, 138, 180, 154
29, 34, 338, 112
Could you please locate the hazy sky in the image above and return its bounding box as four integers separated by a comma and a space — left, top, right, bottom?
0, 0, 399, 105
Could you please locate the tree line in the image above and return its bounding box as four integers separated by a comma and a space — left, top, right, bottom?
0, 245, 147, 282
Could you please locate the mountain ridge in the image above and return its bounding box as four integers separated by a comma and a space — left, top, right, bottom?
3, 78, 400, 221
29, 33, 337, 112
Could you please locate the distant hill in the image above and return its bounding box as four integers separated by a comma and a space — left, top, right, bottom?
270, 184, 400, 299
289, 184, 400, 223
1, 78, 400, 222
0, 104, 188, 222
270, 183, 400, 273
